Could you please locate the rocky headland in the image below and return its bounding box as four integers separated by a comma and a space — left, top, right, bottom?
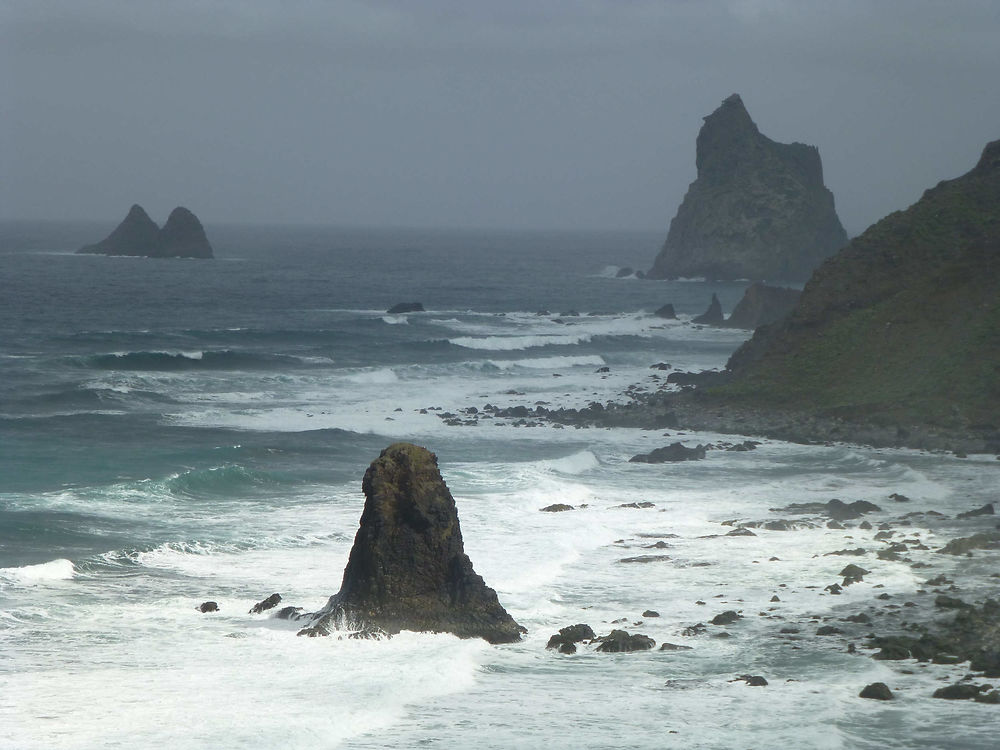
647, 94, 847, 282
78, 204, 213, 258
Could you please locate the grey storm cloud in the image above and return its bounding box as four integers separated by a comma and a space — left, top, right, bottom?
2, 0, 999, 233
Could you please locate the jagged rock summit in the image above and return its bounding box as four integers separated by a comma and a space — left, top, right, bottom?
300, 443, 523, 643
648, 94, 847, 281
78, 204, 213, 258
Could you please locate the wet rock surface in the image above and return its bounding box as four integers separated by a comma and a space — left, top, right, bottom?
299, 443, 523, 643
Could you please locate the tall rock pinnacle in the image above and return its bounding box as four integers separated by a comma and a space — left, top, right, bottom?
648, 94, 847, 281
300, 443, 524, 644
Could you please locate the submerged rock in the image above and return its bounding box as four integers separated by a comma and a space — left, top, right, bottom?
648, 93, 846, 281
859, 682, 893, 700
629, 442, 707, 463
299, 443, 523, 643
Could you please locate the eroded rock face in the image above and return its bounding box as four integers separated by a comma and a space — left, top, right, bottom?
78, 204, 214, 258
648, 94, 847, 281
300, 443, 523, 643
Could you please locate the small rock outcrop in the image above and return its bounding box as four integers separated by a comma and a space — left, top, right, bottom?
249, 593, 282, 615
299, 443, 523, 644
593, 629, 655, 652
692, 294, 724, 325
860, 683, 893, 700
653, 303, 677, 319
648, 94, 847, 281
78, 204, 214, 258
723, 283, 801, 329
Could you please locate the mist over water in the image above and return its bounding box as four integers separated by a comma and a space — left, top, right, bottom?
2, 225, 997, 749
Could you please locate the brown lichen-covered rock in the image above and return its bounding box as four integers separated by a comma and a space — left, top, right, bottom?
299, 443, 523, 643
648, 94, 847, 282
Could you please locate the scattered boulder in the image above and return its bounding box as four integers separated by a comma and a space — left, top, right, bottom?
733, 674, 768, 687
198, 601, 219, 613
594, 629, 655, 653
249, 593, 282, 614
659, 642, 693, 651
386, 302, 425, 314
546, 623, 596, 653
840, 564, 870, 585
859, 682, 893, 700
938, 532, 1000, 555
957, 503, 995, 519
629, 442, 707, 463
692, 294, 724, 325
540, 503, 574, 512
889, 493, 910, 503
297, 443, 523, 643
642, 610, 660, 618
726, 527, 757, 537
711, 610, 741, 626
933, 684, 985, 700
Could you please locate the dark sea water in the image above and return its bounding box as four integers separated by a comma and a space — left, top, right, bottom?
2, 222, 997, 749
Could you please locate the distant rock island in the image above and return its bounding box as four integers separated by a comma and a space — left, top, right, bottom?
78, 204, 213, 258
648, 94, 847, 281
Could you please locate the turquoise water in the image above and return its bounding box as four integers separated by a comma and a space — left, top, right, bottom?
2, 224, 997, 748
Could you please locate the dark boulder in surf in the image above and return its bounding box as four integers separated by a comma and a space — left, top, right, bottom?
249, 593, 282, 614
629, 442, 707, 463
594, 629, 655, 652
298, 443, 523, 643
198, 601, 219, 613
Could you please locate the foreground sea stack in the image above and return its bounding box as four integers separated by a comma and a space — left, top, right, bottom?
78, 204, 213, 258
648, 94, 847, 281
712, 139, 1000, 444
300, 443, 523, 643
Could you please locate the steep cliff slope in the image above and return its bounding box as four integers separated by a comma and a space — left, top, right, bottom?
717, 140, 1000, 433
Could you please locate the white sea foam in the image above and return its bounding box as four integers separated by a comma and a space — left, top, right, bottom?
381, 315, 409, 325
486, 354, 605, 370
450, 333, 593, 350
0, 558, 75, 584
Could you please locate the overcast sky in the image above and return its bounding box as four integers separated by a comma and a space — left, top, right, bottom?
2, 0, 998, 233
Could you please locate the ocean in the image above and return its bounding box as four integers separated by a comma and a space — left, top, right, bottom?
2, 222, 997, 749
